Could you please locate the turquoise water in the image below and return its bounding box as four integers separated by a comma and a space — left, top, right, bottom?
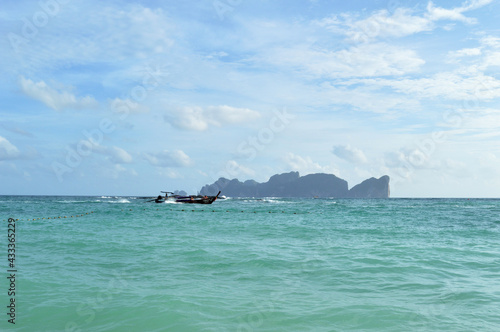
1, 196, 500, 331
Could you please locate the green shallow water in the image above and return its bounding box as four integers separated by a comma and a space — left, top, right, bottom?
1, 196, 500, 331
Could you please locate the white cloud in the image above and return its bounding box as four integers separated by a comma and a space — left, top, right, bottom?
425, 0, 493, 24
455, 109, 500, 137
164, 105, 261, 131
479, 152, 500, 168
105, 147, 133, 164
332, 145, 368, 164
449, 47, 482, 58
462, 0, 494, 10
426, 2, 475, 24
318, 82, 421, 114
345, 8, 432, 41
318, 0, 492, 43
0, 136, 20, 160
225, 160, 256, 177
10, 5, 175, 74
457, 36, 500, 70
355, 72, 500, 101
143, 150, 192, 167
157, 168, 182, 179
99, 164, 136, 179
19, 77, 98, 111
382, 145, 473, 188
264, 43, 424, 79
481, 51, 500, 69
284, 153, 339, 175
75, 143, 133, 164
166, 106, 207, 131
207, 105, 261, 124
481, 36, 500, 49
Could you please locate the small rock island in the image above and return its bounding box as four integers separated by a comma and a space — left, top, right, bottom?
200, 172, 390, 198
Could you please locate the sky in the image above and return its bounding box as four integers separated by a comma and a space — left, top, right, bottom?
1, 0, 500, 197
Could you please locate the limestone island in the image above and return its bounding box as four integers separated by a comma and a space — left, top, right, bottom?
199, 172, 390, 198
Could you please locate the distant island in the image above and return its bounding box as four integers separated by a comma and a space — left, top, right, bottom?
199, 172, 390, 198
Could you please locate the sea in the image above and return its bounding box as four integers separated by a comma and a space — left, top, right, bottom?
1, 195, 500, 332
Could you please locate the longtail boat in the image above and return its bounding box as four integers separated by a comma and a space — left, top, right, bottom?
152, 191, 221, 204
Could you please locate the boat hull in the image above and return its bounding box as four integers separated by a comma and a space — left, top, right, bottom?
175, 197, 217, 204
155, 191, 221, 204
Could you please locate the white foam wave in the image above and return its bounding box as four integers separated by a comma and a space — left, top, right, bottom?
109, 198, 131, 204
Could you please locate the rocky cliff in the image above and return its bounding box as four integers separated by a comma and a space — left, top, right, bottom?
346, 175, 390, 198
200, 172, 390, 198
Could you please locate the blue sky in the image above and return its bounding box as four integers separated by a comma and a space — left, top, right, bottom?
1, 0, 500, 197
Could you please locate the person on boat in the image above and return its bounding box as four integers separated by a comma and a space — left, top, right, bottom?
155, 195, 163, 203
